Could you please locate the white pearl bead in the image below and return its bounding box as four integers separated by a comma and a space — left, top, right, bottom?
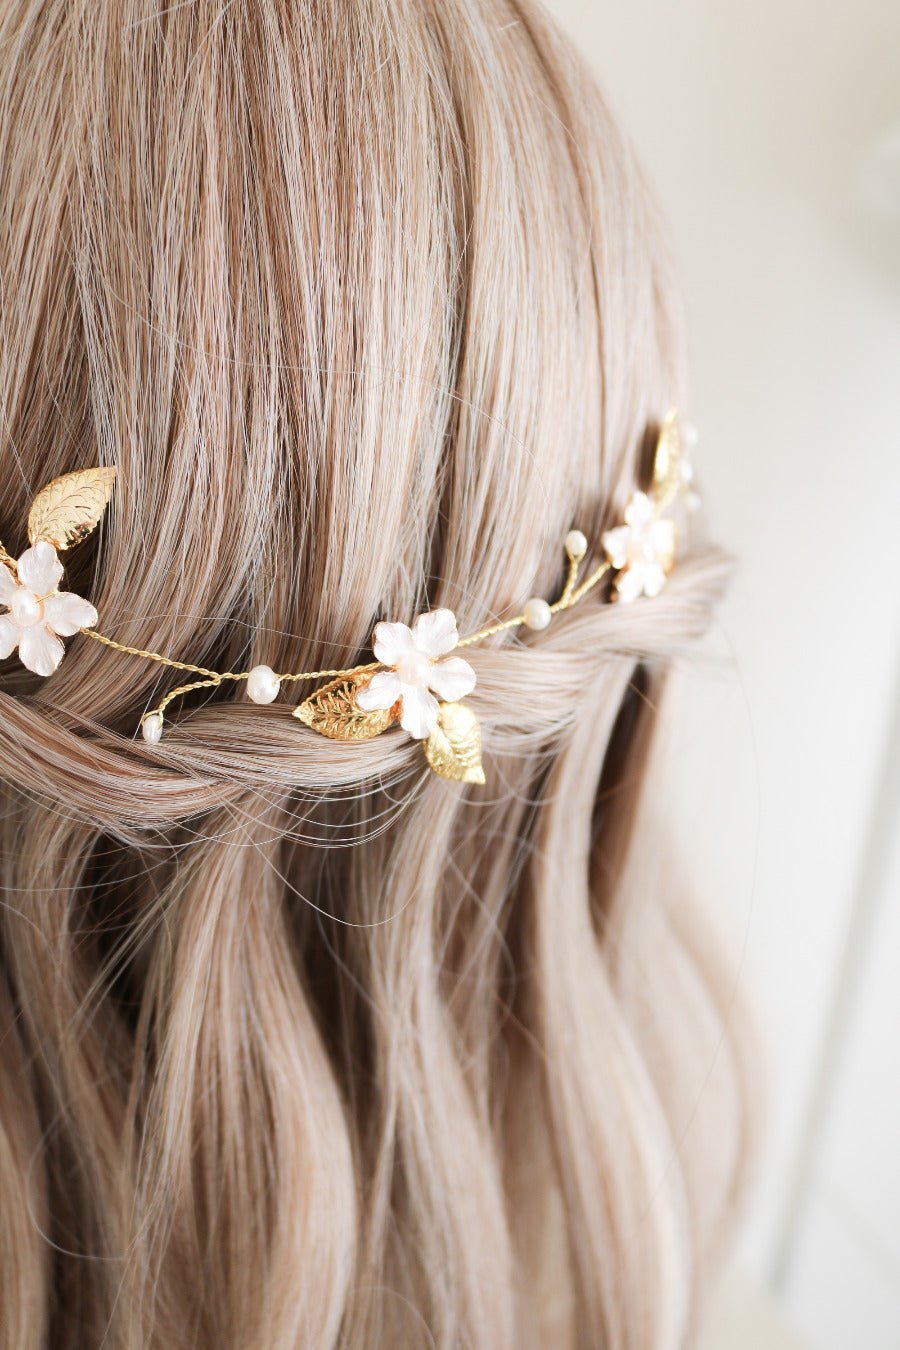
523, 597, 552, 630
10, 589, 42, 627
142, 713, 163, 744
246, 664, 281, 704
565, 529, 588, 561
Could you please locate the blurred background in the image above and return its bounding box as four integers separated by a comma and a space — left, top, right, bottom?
544, 1, 900, 1346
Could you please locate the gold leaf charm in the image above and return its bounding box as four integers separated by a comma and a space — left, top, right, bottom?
424, 701, 485, 784
651, 410, 683, 505
293, 674, 398, 740
28, 465, 117, 550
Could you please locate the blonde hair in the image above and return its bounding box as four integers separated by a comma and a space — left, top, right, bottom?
0, 1, 756, 1345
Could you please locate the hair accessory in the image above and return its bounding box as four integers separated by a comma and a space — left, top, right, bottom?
0, 414, 697, 784
0, 468, 115, 677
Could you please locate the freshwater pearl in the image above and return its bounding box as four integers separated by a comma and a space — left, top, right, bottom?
142, 713, 163, 744
565, 529, 588, 561
523, 597, 552, 630
9, 589, 42, 627
247, 664, 281, 704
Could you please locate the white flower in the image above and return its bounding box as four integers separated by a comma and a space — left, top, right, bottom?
601, 491, 676, 603
356, 608, 476, 740
0, 540, 98, 676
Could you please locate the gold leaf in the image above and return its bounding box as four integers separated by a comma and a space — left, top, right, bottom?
423, 701, 485, 785
293, 674, 397, 741
651, 410, 682, 504
28, 465, 117, 550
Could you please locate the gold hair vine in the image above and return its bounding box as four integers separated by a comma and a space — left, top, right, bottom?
0, 413, 697, 785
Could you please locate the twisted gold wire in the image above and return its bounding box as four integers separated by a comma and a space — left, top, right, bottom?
156, 676, 224, 717
6, 409, 688, 743
83, 628, 378, 688
568, 559, 612, 606
455, 614, 525, 648
82, 629, 223, 678
114, 538, 615, 731
551, 550, 585, 610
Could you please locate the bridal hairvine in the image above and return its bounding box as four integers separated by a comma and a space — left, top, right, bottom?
0, 413, 697, 785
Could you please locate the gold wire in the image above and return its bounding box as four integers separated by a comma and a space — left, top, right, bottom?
279, 661, 379, 684
86, 535, 621, 729
568, 559, 612, 606
455, 614, 525, 648
82, 629, 223, 678
84, 628, 376, 688
95, 544, 617, 728
155, 676, 223, 718
10, 416, 690, 736
457, 545, 593, 648
551, 551, 582, 610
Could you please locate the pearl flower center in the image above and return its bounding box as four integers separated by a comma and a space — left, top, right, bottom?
9, 588, 43, 627
395, 649, 433, 687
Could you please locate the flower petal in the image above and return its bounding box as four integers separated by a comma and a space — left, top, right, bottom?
356, 670, 402, 712
398, 684, 439, 739
372, 620, 416, 666
649, 518, 676, 570
18, 622, 64, 676
624, 491, 655, 531
640, 560, 668, 598
43, 591, 98, 637
0, 565, 18, 605
17, 541, 63, 594
601, 525, 632, 569
614, 565, 645, 604
0, 615, 20, 658
428, 656, 476, 702
413, 608, 459, 658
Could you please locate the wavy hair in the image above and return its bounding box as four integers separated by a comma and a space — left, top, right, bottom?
0, 1, 756, 1345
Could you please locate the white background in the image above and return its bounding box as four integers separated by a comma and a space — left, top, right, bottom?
544, 1, 900, 1345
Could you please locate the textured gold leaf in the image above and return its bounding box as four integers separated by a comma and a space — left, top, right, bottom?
28, 465, 117, 550
293, 674, 398, 741
651, 410, 682, 503
423, 701, 485, 784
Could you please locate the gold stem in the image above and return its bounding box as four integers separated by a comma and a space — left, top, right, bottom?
456, 614, 526, 649
84, 627, 376, 687
87, 533, 614, 721
153, 676, 223, 719
551, 551, 581, 611
568, 559, 612, 606
83, 629, 222, 678
279, 660, 379, 684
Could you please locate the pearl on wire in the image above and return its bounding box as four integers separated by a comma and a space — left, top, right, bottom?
523, 597, 552, 630
246, 664, 281, 704
565, 529, 588, 561
141, 712, 163, 744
